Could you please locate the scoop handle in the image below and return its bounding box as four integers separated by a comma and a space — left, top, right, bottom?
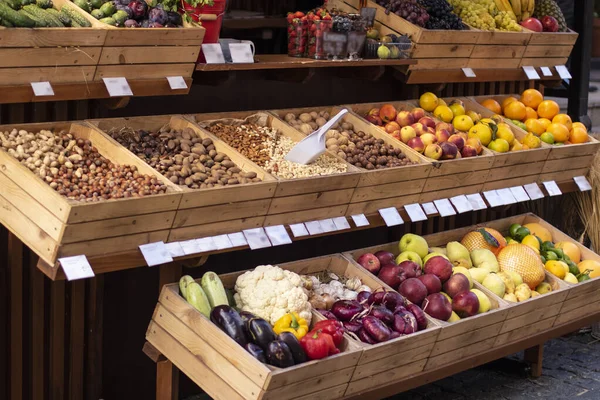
317, 109, 349, 141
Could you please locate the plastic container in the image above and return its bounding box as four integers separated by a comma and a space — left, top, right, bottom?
287, 19, 308, 57
364, 39, 412, 59
184, 0, 227, 62
308, 20, 332, 59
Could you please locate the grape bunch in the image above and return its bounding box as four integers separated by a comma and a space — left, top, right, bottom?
376, 0, 430, 28
417, 0, 464, 30
447, 0, 521, 31
494, 11, 521, 31
332, 15, 352, 32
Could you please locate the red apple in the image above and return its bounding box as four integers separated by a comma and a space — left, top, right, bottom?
357, 253, 381, 274
435, 129, 450, 143
407, 137, 425, 153
400, 126, 417, 143
420, 133, 437, 147
541, 16, 559, 32
452, 291, 480, 318
422, 293, 452, 321
520, 17, 543, 33
399, 278, 428, 306
440, 142, 458, 160
442, 273, 470, 298
411, 122, 427, 136
461, 145, 478, 158
419, 117, 435, 129
423, 256, 453, 282
448, 134, 465, 150
378, 263, 403, 289
424, 143, 442, 160
396, 110, 414, 127
374, 250, 395, 265
380, 104, 398, 123
411, 107, 425, 121
418, 273, 442, 294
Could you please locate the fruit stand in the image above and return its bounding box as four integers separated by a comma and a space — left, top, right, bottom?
0, 0, 598, 400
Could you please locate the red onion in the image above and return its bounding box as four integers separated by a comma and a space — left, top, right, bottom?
367, 289, 386, 305
369, 305, 394, 326
393, 311, 418, 335
358, 328, 378, 344
406, 304, 428, 331
343, 320, 362, 334
357, 291, 371, 304
317, 309, 338, 320
362, 316, 391, 342
389, 331, 401, 339
382, 291, 405, 311
331, 300, 363, 321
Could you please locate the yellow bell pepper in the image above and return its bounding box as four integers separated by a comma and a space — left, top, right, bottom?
273, 312, 309, 339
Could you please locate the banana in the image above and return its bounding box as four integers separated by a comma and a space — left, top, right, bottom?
521, 0, 528, 14
528, 0, 535, 14
494, 0, 512, 12
510, 0, 522, 20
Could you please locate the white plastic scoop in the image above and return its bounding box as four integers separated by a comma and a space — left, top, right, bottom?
284, 108, 349, 165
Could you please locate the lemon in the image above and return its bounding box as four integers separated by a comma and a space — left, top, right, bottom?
453, 115, 474, 131
540, 132, 554, 144
420, 92, 439, 112
521, 234, 540, 252
449, 102, 465, 117
522, 132, 541, 149
434, 105, 454, 123
545, 260, 566, 279
466, 110, 481, 124
496, 124, 515, 144
468, 123, 492, 146
564, 272, 578, 284
488, 138, 510, 153
558, 261, 569, 275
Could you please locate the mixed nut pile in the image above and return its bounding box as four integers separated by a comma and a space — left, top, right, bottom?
0, 129, 167, 201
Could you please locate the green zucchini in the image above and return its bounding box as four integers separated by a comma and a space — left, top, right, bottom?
179, 275, 195, 299
0, 3, 35, 26
201, 272, 228, 308
186, 282, 211, 318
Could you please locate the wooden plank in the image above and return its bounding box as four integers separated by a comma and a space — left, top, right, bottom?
426, 337, 497, 370
524, 345, 544, 378
351, 342, 434, 381
412, 44, 474, 58
430, 321, 504, 358
168, 216, 265, 242
409, 58, 470, 70
546, 138, 600, 160
476, 30, 531, 45
260, 368, 354, 400
85, 276, 103, 400
30, 257, 45, 400
538, 168, 590, 184
99, 46, 200, 65
470, 45, 526, 59
423, 170, 490, 191
173, 200, 271, 227
346, 193, 421, 215
351, 179, 424, 203
103, 28, 205, 46
543, 154, 595, 173
468, 58, 522, 69
494, 316, 556, 347
0, 47, 101, 67
523, 45, 574, 58
269, 189, 354, 214
0, 66, 95, 85
156, 360, 178, 400
520, 57, 569, 67
50, 280, 66, 400
69, 280, 85, 400
427, 154, 494, 177
0, 28, 106, 47
499, 303, 561, 336
527, 30, 578, 45
94, 64, 196, 81
264, 205, 348, 226
292, 384, 347, 400
9, 234, 23, 400
344, 359, 427, 396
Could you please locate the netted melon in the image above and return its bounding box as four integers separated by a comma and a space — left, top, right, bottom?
497, 244, 545, 290
461, 228, 507, 256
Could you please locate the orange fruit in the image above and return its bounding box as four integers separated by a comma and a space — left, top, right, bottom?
546, 123, 570, 142
537, 100, 560, 120
460, 228, 507, 256
570, 127, 589, 144
578, 260, 600, 279
481, 99, 502, 115
502, 96, 518, 113
555, 241, 581, 264
520, 89, 544, 109
538, 118, 552, 131
524, 118, 545, 136
572, 122, 587, 132
522, 223, 552, 242
524, 107, 538, 120
552, 114, 572, 131
504, 101, 527, 121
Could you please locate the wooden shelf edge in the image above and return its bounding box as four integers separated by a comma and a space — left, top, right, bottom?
407, 67, 563, 84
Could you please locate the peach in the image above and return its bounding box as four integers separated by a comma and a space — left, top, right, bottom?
461, 145, 478, 158
419, 116, 436, 129
435, 122, 455, 135
380, 104, 398, 123
412, 107, 425, 121
396, 110, 414, 127
466, 137, 483, 154
427, 126, 436, 134
367, 108, 380, 117
440, 142, 458, 159
448, 134, 465, 150
411, 122, 427, 136
407, 137, 425, 153
435, 129, 450, 143
424, 143, 443, 160
420, 133, 437, 147
456, 132, 468, 141
385, 121, 401, 134
390, 131, 401, 141
366, 113, 383, 126
400, 126, 417, 143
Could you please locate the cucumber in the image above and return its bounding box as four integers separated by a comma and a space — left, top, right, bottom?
35, 0, 52, 9
46, 8, 70, 25
179, 275, 195, 299
0, 3, 35, 26
61, 3, 91, 26
20, 7, 48, 26
201, 272, 229, 308
98, 1, 113, 15
3, 0, 22, 11
89, 0, 102, 8
23, 5, 61, 26
186, 282, 211, 318
73, 0, 89, 13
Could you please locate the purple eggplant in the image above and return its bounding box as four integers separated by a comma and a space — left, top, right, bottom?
277, 332, 307, 364
167, 11, 182, 26
245, 343, 267, 363
362, 316, 391, 342
210, 305, 248, 347
128, 0, 147, 20
393, 311, 418, 335
369, 305, 394, 326
248, 317, 276, 350
331, 300, 363, 321
148, 5, 168, 25
358, 328, 378, 344
266, 341, 295, 368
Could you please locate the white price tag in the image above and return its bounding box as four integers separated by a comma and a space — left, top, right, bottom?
421, 202, 438, 215
462, 67, 476, 78
379, 207, 404, 227
351, 214, 370, 227
540, 66, 553, 77
332, 216, 351, 231
264, 225, 292, 246
196, 237, 217, 252
212, 234, 233, 250
466, 193, 487, 210
31, 81, 54, 97
483, 190, 503, 207
228, 232, 248, 247
319, 219, 337, 233
543, 180, 562, 196
496, 188, 517, 205
242, 228, 272, 250
202, 43, 226, 64
574, 176, 592, 192
434, 199, 456, 217
102, 77, 133, 97
524, 183, 545, 200
450, 195, 473, 214
59, 255, 95, 281
229, 43, 255, 63
289, 223, 309, 238
510, 186, 530, 202
166, 76, 188, 90
305, 221, 324, 235
404, 203, 427, 222
556, 65, 572, 79
180, 239, 201, 255
165, 242, 185, 258
139, 241, 173, 267
522, 66, 541, 80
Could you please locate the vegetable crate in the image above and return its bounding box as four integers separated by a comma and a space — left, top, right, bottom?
270, 106, 432, 217
87, 115, 277, 243
0, 0, 105, 86
340, 0, 478, 70
520, 29, 578, 68
0, 121, 181, 268
191, 111, 362, 227
147, 255, 365, 400
468, 29, 531, 70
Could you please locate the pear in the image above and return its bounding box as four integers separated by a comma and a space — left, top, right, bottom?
469, 267, 490, 284
535, 282, 552, 294
482, 274, 505, 298
470, 249, 499, 272
447, 311, 461, 322
507, 271, 523, 287
497, 272, 515, 294
515, 283, 532, 302
447, 241, 472, 267
430, 246, 447, 256
531, 291, 541, 298
453, 266, 473, 288
423, 252, 449, 263
470, 288, 491, 313
503, 293, 518, 302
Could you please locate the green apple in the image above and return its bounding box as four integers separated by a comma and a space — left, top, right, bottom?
399, 234, 429, 260
396, 251, 423, 267
469, 267, 490, 284
482, 274, 505, 298
453, 266, 473, 288
423, 252, 448, 264
447, 311, 460, 322
470, 289, 491, 313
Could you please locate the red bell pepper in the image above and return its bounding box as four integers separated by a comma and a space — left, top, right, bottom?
300, 329, 340, 360
313, 320, 344, 347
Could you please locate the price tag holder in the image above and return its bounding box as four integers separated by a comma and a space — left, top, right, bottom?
543, 180, 562, 196
450, 195, 473, 214
556, 65, 572, 79
59, 255, 95, 281
197, 237, 217, 252
496, 188, 517, 205
139, 241, 173, 267
31, 81, 54, 97
524, 183, 545, 200
229, 43, 255, 63
404, 203, 427, 222
166, 76, 188, 90
332, 216, 351, 231
462, 67, 476, 78
289, 223, 309, 238
264, 225, 292, 246
102, 77, 133, 97
421, 202, 438, 215
351, 214, 370, 227
165, 242, 185, 258
434, 199, 456, 217
522, 66, 541, 80
305, 221, 324, 235
180, 239, 201, 255
202, 43, 226, 64
510, 186, 530, 202
228, 232, 248, 247
242, 228, 272, 250
574, 176, 592, 191
319, 219, 337, 233
212, 234, 233, 250
483, 190, 503, 207
466, 193, 487, 210
540, 66, 553, 77
379, 207, 404, 227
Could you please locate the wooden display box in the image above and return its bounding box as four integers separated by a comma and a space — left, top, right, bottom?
190, 111, 362, 226
87, 115, 277, 242
469, 29, 531, 69
0, 121, 181, 266
147, 255, 366, 400
270, 106, 432, 216
520, 29, 578, 68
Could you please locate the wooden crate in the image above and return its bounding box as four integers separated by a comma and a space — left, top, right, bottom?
87, 115, 277, 243
190, 111, 362, 226
147, 255, 365, 400
520, 29, 577, 68
0, 121, 182, 266
271, 105, 433, 216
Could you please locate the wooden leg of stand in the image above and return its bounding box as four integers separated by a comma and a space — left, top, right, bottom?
524, 344, 544, 378
156, 360, 179, 400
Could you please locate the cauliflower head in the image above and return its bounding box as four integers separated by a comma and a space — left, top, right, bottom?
234, 265, 312, 325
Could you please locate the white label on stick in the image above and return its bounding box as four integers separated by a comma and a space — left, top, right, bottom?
305, 221, 324, 235
264, 225, 292, 246
543, 180, 562, 196
102, 77, 133, 97
31, 81, 54, 97
510, 186, 530, 202
180, 239, 201, 255
212, 234, 233, 250
196, 237, 217, 252
404, 203, 427, 222
450, 195, 473, 214
167, 76, 188, 90
574, 176, 592, 191
379, 207, 404, 226
289, 223, 309, 238
421, 202, 438, 215
483, 190, 503, 207
496, 188, 517, 205
466, 193, 487, 210
165, 242, 185, 258
351, 214, 370, 227
229, 43, 255, 63
202, 43, 226, 63
319, 219, 337, 233
541, 66, 553, 76
433, 199, 456, 217
242, 228, 272, 250
524, 183, 545, 200
332, 217, 351, 231
556, 65, 572, 79
228, 232, 248, 247
59, 255, 95, 281
462, 67, 476, 78
523, 66, 541, 80
139, 241, 173, 267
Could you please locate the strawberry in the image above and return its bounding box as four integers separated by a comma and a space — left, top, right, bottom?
294, 11, 305, 18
